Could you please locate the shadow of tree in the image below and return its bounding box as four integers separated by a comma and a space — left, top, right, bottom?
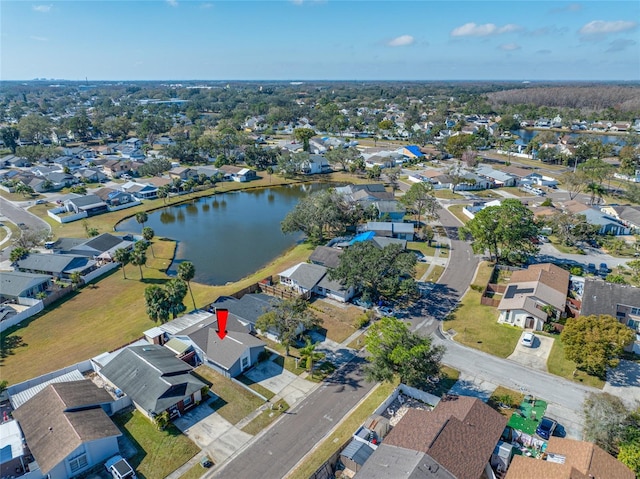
0, 334, 27, 364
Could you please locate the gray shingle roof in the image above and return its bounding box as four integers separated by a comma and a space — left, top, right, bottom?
580, 279, 640, 317
17, 253, 96, 275
0, 271, 51, 298
309, 246, 343, 269
214, 293, 280, 326
354, 444, 456, 479
99, 345, 205, 415
288, 263, 327, 290
13, 381, 121, 476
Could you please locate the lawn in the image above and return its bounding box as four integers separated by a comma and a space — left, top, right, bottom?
179, 464, 206, 479
434, 189, 463, 199
407, 241, 437, 257
425, 265, 445, 283
546, 335, 605, 389
447, 204, 470, 225
113, 409, 200, 479
287, 379, 399, 479
444, 263, 521, 357
241, 398, 289, 435
487, 386, 525, 422
414, 262, 428, 279
0, 190, 43, 202
501, 187, 530, 197
422, 365, 460, 397
308, 298, 361, 343
237, 373, 276, 400
0, 238, 181, 384
193, 365, 264, 425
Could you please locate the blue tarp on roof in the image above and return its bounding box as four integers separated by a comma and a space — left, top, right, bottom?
404, 145, 424, 157
350, 231, 375, 245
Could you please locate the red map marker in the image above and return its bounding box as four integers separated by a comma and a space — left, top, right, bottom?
215, 308, 228, 340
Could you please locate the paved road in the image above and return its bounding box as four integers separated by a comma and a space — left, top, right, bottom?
209, 355, 376, 479
0, 197, 51, 261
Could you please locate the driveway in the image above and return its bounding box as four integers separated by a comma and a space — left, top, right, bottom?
507, 332, 554, 371
604, 360, 640, 408
448, 372, 497, 401
174, 398, 253, 464
244, 356, 316, 407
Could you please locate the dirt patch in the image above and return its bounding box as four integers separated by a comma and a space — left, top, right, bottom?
308, 298, 361, 343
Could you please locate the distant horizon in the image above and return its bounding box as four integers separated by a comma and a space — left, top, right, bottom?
3, 79, 639, 84
2, 1, 638, 82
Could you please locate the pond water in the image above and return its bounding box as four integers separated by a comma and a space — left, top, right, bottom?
117, 183, 331, 285
512, 129, 627, 146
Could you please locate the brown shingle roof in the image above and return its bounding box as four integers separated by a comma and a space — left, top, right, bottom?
509, 263, 570, 296
13, 380, 121, 475
384, 397, 507, 479
504, 438, 635, 479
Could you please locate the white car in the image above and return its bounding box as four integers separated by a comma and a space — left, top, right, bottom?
521, 332, 535, 348
105, 456, 136, 479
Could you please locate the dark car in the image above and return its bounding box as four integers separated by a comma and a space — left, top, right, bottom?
599, 263, 609, 275
536, 416, 558, 440
587, 263, 597, 274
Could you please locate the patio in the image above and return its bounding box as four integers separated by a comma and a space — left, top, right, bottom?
507, 396, 548, 436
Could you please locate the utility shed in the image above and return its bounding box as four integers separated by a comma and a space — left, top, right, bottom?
340, 439, 375, 473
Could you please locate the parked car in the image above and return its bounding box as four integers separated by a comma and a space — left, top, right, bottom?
376, 306, 395, 317
587, 263, 597, 274
536, 417, 558, 440
599, 263, 609, 275
521, 332, 535, 348
105, 455, 136, 479
35, 199, 47, 205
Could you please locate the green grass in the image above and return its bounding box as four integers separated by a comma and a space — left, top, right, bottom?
501, 187, 530, 197
425, 265, 445, 283
0, 220, 21, 245
193, 366, 264, 425
179, 464, 206, 479
407, 241, 437, 257
434, 189, 463, 199
487, 386, 525, 422
422, 365, 460, 397
113, 409, 200, 479
346, 331, 367, 350
237, 374, 276, 400
287, 379, 399, 479
474, 190, 501, 198
0, 190, 43, 201
444, 263, 521, 357
241, 399, 289, 435
414, 262, 428, 279
546, 336, 605, 389
447, 204, 470, 225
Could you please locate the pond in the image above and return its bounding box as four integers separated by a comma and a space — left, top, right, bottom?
117, 183, 331, 285
512, 129, 627, 146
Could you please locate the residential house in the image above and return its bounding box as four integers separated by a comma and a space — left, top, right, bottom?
119, 147, 145, 161
16, 253, 97, 280
335, 184, 394, 205
399, 145, 424, 160
475, 165, 518, 187
121, 181, 158, 199
64, 194, 109, 216
45, 171, 77, 190
218, 165, 257, 182
99, 344, 206, 420
561, 200, 630, 236
175, 313, 266, 378
123, 138, 142, 149
301, 154, 331, 175
419, 169, 455, 190
359, 222, 414, 241
501, 165, 534, 186
94, 187, 136, 207
355, 396, 507, 479
74, 168, 107, 184
497, 263, 570, 330
213, 293, 281, 339
373, 200, 406, 221
168, 167, 198, 181
309, 246, 343, 269
600, 205, 640, 233
0, 271, 52, 301
343, 231, 407, 250
505, 436, 634, 479
12, 381, 121, 479
0, 154, 29, 168
52, 156, 82, 171
579, 279, 640, 354
60, 233, 134, 260
102, 160, 131, 179
279, 262, 355, 303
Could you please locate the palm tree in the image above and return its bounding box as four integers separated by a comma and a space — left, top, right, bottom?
113, 248, 131, 279
70, 271, 83, 287
586, 182, 605, 205
298, 339, 324, 376
177, 261, 196, 310
135, 211, 148, 229
142, 227, 155, 257
130, 246, 147, 280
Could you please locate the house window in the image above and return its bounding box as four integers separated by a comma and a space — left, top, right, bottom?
68, 453, 88, 473
242, 356, 249, 369
627, 319, 640, 331
183, 396, 192, 407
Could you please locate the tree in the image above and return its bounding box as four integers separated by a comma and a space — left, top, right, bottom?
559, 171, 588, 200
82, 219, 99, 238
113, 247, 131, 279
10, 246, 29, 263
165, 278, 188, 319
0, 127, 19, 153
70, 271, 83, 287
459, 199, 539, 264
363, 317, 444, 388
177, 261, 196, 310
135, 211, 148, 228
157, 185, 170, 204
17, 113, 51, 143
130, 244, 148, 280
299, 338, 325, 374
583, 392, 633, 455
281, 189, 350, 244
546, 211, 598, 246
142, 226, 155, 257
13, 227, 50, 249
325, 147, 361, 172
561, 315, 635, 378
256, 298, 320, 356
329, 242, 417, 304
401, 182, 439, 227
294, 127, 315, 152
446, 134, 475, 158
585, 182, 606, 205
14, 182, 34, 198
144, 285, 170, 322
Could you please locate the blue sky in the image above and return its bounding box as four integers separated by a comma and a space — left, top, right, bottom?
2, 1, 639, 81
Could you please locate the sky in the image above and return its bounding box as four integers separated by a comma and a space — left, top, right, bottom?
1, 0, 639, 81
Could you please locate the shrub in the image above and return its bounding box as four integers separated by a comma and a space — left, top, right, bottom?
258, 350, 271, 362
470, 284, 484, 292
570, 266, 583, 275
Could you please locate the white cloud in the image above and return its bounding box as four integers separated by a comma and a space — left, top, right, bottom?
166, 0, 178, 6
30, 35, 49, 42
499, 43, 521, 51
32, 4, 52, 13
579, 20, 637, 36
388, 35, 415, 47
451, 22, 521, 37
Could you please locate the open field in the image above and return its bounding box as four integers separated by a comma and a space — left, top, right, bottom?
113, 409, 200, 479
309, 298, 363, 343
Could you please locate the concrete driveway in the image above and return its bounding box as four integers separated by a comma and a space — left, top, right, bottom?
605, 360, 640, 408
174, 399, 253, 464
507, 332, 554, 371
244, 356, 316, 407
448, 372, 497, 401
